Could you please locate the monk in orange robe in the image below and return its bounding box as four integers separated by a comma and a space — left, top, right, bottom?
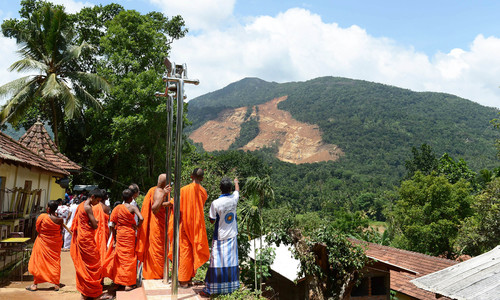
168, 168, 210, 287
71, 188, 105, 299
93, 192, 110, 268
104, 188, 143, 290
26, 200, 67, 291
136, 174, 171, 280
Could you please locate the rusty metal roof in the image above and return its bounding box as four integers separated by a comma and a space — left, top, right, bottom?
0, 130, 69, 176
18, 120, 81, 173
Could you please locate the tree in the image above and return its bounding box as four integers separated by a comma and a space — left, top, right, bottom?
404, 143, 438, 178
388, 172, 473, 258
242, 175, 274, 292
69, 6, 187, 195
268, 219, 368, 299
455, 178, 500, 256
437, 153, 476, 186
0, 1, 109, 148
492, 113, 500, 159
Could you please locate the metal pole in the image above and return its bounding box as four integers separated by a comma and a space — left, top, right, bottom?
171, 79, 184, 298
162, 94, 174, 285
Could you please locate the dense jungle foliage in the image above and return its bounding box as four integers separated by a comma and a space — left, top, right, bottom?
186, 77, 500, 218
2, 5, 500, 295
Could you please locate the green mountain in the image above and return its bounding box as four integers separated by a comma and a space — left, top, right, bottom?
187, 77, 499, 212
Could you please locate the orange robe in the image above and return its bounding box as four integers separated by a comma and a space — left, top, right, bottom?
71, 203, 102, 298
103, 204, 137, 286
168, 182, 210, 281
93, 203, 109, 267
136, 186, 166, 279
28, 213, 63, 285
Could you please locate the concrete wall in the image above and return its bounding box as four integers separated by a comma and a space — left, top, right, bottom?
0, 163, 57, 211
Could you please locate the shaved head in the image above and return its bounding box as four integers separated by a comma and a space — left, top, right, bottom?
191, 168, 204, 180
157, 174, 167, 188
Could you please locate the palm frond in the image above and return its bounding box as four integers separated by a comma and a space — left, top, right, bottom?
58, 81, 80, 118
61, 41, 93, 63
0, 80, 39, 124
41, 73, 62, 98
68, 71, 111, 94
0, 76, 38, 98
9, 58, 48, 73
72, 82, 103, 111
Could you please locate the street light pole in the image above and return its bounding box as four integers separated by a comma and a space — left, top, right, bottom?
156, 58, 199, 299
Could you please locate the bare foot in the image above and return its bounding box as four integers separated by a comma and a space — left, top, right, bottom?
54, 284, 60, 291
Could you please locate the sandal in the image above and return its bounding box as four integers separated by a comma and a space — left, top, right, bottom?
25, 285, 37, 292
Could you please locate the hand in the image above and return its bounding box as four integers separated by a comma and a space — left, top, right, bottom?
234, 177, 239, 183
164, 185, 172, 194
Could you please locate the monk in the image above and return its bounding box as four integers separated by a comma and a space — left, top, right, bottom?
104, 189, 144, 290
26, 200, 69, 291
93, 190, 110, 268
169, 168, 210, 287
71, 188, 105, 300
136, 174, 171, 279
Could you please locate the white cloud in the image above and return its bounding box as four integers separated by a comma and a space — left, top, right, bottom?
0, 34, 21, 105
50, 0, 94, 13
150, 0, 236, 31
170, 8, 500, 108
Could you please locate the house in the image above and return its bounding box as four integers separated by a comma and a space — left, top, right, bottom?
352, 240, 458, 300
411, 245, 500, 300
249, 237, 458, 300
0, 130, 69, 239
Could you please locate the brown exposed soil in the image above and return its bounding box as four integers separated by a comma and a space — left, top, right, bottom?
189, 96, 344, 164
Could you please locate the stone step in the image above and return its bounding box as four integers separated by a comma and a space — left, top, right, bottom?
117, 280, 209, 300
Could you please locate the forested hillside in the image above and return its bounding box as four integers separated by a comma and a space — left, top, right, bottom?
187, 77, 500, 212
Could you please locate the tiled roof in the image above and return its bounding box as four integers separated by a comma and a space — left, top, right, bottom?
0, 130, 69, 176
18, 120, 81, 173
353, 240, 458, 300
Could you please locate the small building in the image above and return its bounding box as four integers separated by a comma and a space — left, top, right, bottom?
249, 237, 458, 300
0, 130, 69, 239
412, 245, 500, 300
352, 239, 458, 300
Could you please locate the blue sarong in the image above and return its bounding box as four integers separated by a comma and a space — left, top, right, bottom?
203, 236, 240, 295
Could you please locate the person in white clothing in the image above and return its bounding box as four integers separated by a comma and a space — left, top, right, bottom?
63, 198, 79, 249
202, 177, 240, 296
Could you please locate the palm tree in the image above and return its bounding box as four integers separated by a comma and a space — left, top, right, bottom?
0, 3, 109, 148
243, 175, 274, 291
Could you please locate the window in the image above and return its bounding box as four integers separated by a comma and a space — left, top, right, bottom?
371, 276, 387, 295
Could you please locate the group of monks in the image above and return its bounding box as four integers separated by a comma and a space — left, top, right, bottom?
26, 168, 210, 300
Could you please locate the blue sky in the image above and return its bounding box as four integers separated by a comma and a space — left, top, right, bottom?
1, 0, 500, 108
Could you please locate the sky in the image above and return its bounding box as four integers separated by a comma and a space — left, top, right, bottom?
1, 0, 500, 108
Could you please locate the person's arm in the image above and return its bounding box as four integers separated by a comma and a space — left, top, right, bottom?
110, 222, 116, 247
234, 177, 239, 192
65, 210, 72, 225
132, 205, 144, 228
209, 202, 216, 224
152, 185, 171, 214
62, 223, 71, 233
84, 201, 98, 229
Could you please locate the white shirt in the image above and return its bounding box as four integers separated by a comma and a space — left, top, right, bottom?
209, 191, 239, 240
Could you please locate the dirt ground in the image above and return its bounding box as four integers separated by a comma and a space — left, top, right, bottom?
0, 250, 81, 300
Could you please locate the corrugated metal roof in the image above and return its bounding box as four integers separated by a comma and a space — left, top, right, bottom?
411, 245, 500, 300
